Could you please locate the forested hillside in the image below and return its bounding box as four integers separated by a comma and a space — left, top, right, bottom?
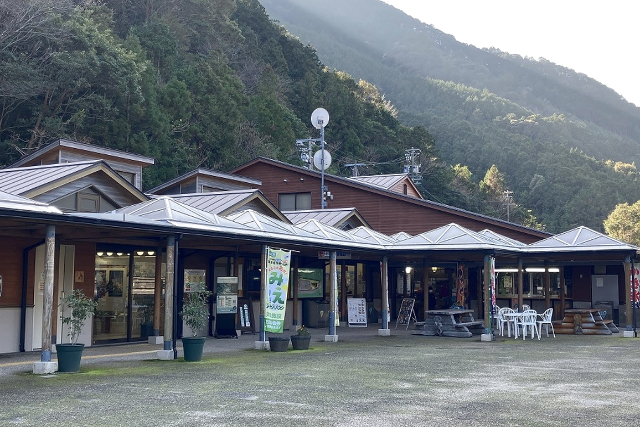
260, 0, 640, 233
0, 0, 442, 192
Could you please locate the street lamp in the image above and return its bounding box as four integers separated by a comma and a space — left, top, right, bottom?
311, 108, 330, 209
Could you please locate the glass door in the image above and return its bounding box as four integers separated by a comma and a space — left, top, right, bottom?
94, 252, 130, 342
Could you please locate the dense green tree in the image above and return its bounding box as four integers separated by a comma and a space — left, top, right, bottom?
604, 201, 640, 245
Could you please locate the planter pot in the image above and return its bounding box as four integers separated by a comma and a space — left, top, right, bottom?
268, 336, 290, 352
56, 343, 85, 372
290, 335, 311, 350
182, 336, 206, 361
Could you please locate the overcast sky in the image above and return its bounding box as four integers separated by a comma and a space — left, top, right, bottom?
383, 0, 639, 107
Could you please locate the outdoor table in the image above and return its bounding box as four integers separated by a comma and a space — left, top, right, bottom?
554, 308, 615, 335
502, 311, 525, 339
412, 309, 484, 337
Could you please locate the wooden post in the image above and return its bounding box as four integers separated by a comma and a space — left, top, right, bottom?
422, 259, 429, 321
544, 262, 551, 309
163, 236, 175, 351
517, 258, 524, 309
292, 256, 299, 327
40, 225, 55, 362
624, 259, 631, 327
260, 245, 267, 342
153, 244, 162, 336
483, 254, 491, 330
329, 251, 337, 335
381, 256, 389, 329
560, 266, 566, 320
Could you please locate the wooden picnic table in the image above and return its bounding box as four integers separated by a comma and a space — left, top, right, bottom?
412, 309, 485, 338
553, 308, 618, 335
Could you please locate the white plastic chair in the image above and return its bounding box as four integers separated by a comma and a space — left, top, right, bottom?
521, 304, 530, 312
499, 307, 515, 337
536, 308, 556, 339
517, 310, 538, 340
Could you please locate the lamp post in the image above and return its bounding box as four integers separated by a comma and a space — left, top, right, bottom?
311, 108, 330, 209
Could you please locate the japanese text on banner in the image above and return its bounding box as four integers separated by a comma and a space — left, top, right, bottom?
265, 248, 291, 333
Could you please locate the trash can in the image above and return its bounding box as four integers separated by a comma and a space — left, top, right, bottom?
593, 301, 614, 320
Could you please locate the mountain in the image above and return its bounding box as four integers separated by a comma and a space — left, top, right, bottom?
260, 0, 640, 233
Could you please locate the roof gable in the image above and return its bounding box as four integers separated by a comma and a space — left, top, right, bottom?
147, 168, 261, 194
283, 207, 370, 229
528, 226, 637, 251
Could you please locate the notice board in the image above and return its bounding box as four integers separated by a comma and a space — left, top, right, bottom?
347, 298, 368, 327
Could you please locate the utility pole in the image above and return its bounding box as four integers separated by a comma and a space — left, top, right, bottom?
503, 190, 514, 222
403, 148, 422, 184
345, 163, 366, 177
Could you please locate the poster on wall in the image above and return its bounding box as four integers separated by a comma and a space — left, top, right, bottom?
347, 298, 367, 327
265, 248, 291, 333
297, 268, 323, 298
184, 269, 206, 293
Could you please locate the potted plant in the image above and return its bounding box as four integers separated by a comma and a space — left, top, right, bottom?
139, 305, 154, 340
179, 289, 211, 361
57, 289, 98, 372
268, 335, 290, 352
290, 325, 311, 350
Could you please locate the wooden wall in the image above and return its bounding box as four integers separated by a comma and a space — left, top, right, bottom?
237, 162, 545, 243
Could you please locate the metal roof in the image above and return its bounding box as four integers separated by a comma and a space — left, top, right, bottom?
479, 229, 526, 247
225, 209, 318, 238
166, 190, 273, 216
9, 138, 154, 168
295, 219, 371, 244
348, 226, 395, 245
393, 223, 504, 250
0, 161, 101, 195
526, 226, 637, 253
348, 174, 408, 190
283, 208, 368, 228
112, 196, 249, 229
146, 168, 261, 194
390, 231, 412, 242
0, 190, 63, 214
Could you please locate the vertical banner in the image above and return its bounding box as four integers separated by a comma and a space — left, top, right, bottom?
490, 257, 496, 312
265, 248, 291, 333
631, 264, 640, 309
456, 263, 465, 306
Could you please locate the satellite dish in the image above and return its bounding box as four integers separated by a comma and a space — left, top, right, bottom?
311, 108, 329, 129
313, 149, 332, 170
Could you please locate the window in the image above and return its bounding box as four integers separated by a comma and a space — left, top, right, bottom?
279, 192, 311, 211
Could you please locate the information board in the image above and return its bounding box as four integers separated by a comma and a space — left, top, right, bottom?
347, 298, 368, 327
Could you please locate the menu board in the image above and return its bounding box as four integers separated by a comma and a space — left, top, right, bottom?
347, 298, 367, 327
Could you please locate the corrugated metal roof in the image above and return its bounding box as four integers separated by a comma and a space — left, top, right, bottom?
348, 226, 395, 245
390, 231, 412, 242
283, 208, 360, 227
393, 223, 500, 249
9, 139, 154, 168
479, 229, 526, 247
526, 226, 637, 252
0, 161, 101, 195
225, 210, 318, 238
112, 196, 248, 229
0, 190, 63, 214
295, 219, 370, 243
348, 174, 407, 189
168, 190, 263, 215
146, 168, 261, 194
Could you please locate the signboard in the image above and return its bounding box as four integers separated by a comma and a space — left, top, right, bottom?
347, 298, 367, 327
318, 251, 351, 259
490, 257, 496, 310
216, 294, 238, 314
297, 268, 323, 299
395, 298, 416, 330
216, 276, 238, 294
184, 269, 206, 293
456, 263, 465, 306
265, 248, 292, 333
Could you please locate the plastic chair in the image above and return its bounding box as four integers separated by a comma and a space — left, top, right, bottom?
499, 307, 515, 337
536, 308, 556, 339
521, 304, 530, 312
517, 310, 538, 340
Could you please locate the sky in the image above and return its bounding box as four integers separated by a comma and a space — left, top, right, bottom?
383, 1, 639, 107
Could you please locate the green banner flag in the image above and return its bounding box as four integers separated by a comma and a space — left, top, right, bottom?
265, 248, 291, 333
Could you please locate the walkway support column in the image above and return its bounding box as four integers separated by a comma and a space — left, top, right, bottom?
481, 254, 494, 342
378, 256, 390, 336
158, 236, 175, 360
517, 258, 524, 310
33, 225, 57, 374
560, 267, 566, 319
325, 251, 338, 342
624, 258, 632, 329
